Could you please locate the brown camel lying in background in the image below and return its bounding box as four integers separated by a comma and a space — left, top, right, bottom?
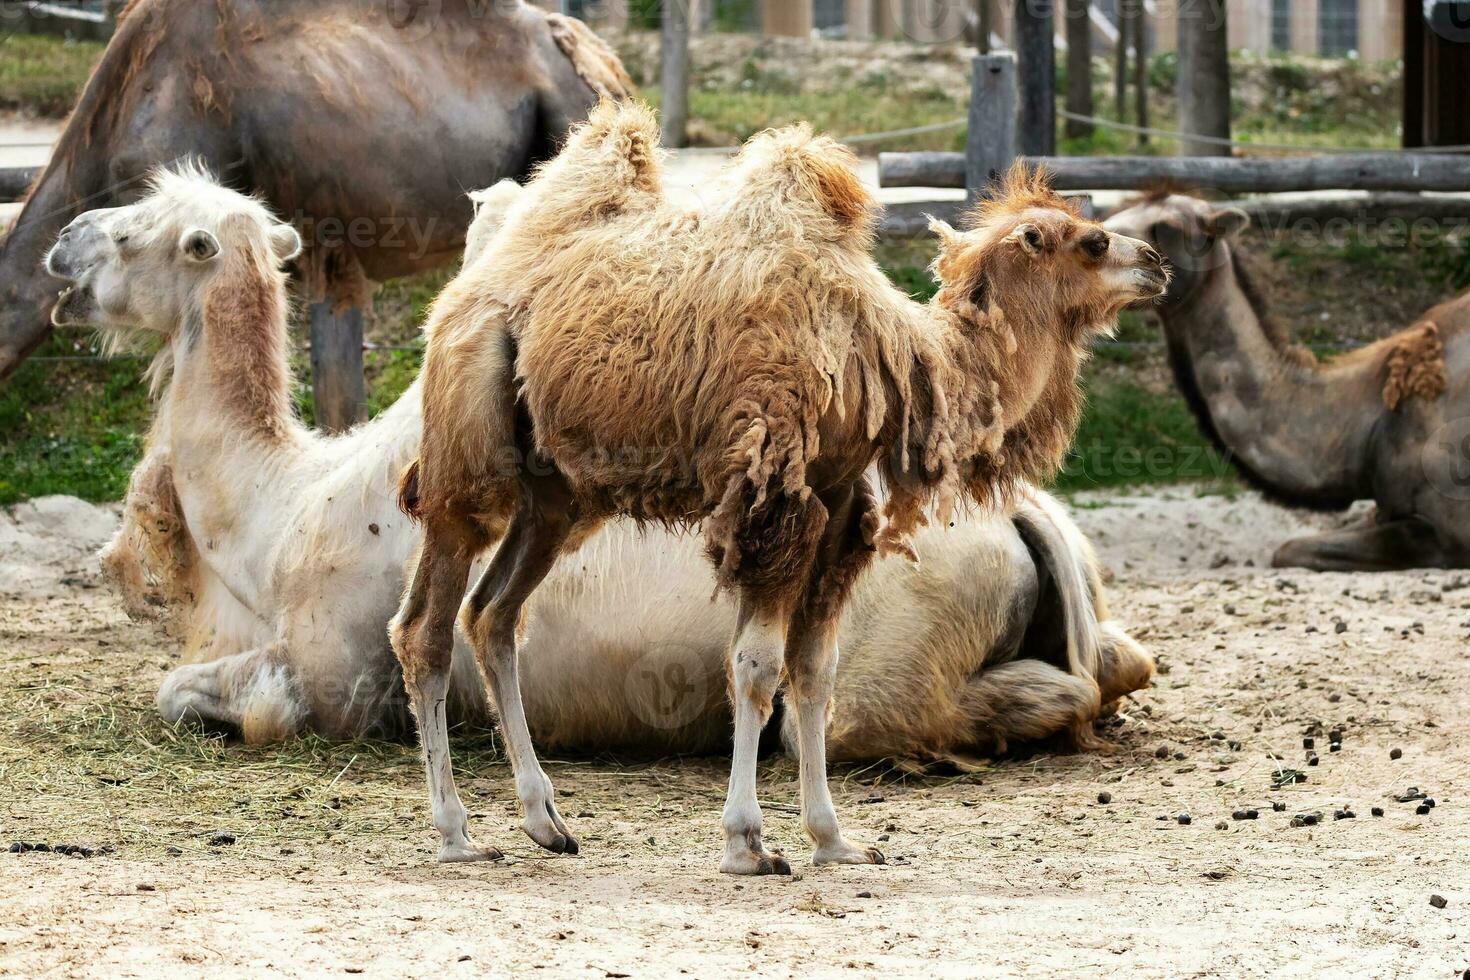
1107, 194, 1470, 571
0, 0, 631, 377
394, 102, 1168, 873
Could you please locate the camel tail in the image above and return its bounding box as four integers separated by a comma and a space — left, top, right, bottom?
397, 459, 422, 521
1012, 493, 1103, 687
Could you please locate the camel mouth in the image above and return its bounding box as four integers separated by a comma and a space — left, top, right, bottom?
51, 283, 94, 328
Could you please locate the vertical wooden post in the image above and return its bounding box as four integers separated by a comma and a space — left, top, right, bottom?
1114, 0, 1130, 120
661, 0, 692, 149
1014, 0, 1056, 157
967, 52, 1020, 203
1132, 1, 1150, 146
1064, 0, 1093, 139
1177, 0, 1232, 157
310, 302, 367, 433
976, 0, 996, 52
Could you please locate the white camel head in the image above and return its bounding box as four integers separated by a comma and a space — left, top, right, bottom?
45, 164, 302, 337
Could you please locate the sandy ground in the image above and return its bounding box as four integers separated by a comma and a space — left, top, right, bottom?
2, 490, 1467, 977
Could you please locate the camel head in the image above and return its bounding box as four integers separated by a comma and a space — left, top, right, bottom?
929, 164, 1168, 347
44, 164, 302, 338
1103, 193, 1249, 310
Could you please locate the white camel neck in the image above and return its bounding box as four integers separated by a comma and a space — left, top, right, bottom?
155, 318, 311, 610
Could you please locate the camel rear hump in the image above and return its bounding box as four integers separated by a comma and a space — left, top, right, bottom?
727, 126, 877, 240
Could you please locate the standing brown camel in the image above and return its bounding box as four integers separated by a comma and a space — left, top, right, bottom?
1106, 194, 1470, 571
0, 0, 631, 378
392, 102, 1168, 874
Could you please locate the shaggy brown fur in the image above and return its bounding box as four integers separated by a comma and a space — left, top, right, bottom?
1382, 321, 1449, 411
393, 102, 1165, 871
201, 215, 297, 444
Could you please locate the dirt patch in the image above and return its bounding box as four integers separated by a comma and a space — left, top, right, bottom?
0, 495, 118, 597
2, 492, 1467, 977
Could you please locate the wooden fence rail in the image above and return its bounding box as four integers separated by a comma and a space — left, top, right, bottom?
0, 168, 41, 204
879, 152, 1470, 195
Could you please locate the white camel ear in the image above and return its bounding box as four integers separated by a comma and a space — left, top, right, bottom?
179, 228, 220, 263
1208, 207, 1250, 240
269, 223, 303, 263
928, 216, 962, 250
1009, 223, 1044, 255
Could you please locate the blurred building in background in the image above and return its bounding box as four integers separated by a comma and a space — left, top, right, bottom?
557, 1, 1407, 61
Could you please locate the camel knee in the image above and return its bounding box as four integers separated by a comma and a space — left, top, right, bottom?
156, 654, 306, 744
1095, 622, 1154, 708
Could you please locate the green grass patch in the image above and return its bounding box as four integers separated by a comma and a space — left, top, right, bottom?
0, 32, 104, 116
1054, 371, 1238, 495
646, 83, 966, 151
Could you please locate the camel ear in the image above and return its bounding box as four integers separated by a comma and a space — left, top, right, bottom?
928, 217, 962, 251
1009, 223, 1044, 256
179, 228, 220, 263
269, 223, 303, 263
1207, 207, 1250, 240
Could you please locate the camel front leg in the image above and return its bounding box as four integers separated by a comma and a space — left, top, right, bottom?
156, 641, 306, 744
1271, 513, 1449, 572
721, 600, 793, 876
461, 500, 580, 856
786, 618, 884, 866
391, 528, 498, 863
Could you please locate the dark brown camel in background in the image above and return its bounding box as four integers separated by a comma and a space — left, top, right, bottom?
0, 0, 632, 398
1106, 194, 1470, 572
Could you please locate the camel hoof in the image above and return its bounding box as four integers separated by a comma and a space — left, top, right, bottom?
525, 824, 580, 855
762, 853, 793, 876
720, 847, 791, 876
812, 842, 886, 866
438, 841, 504, 864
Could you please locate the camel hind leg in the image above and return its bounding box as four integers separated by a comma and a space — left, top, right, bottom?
460, 478, 581, 856
391, 523, 495, 863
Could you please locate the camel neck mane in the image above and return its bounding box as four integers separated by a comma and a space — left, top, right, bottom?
168, 246, 300, 447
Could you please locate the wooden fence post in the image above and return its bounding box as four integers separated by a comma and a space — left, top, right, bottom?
1064, 0, 1093, 140
1177, 0, 1232, 157
660, 0, 692, 148
1133, 1, 1150, 147
967, 52, 1020, 202
1014, 0, 1056, 157
310, 302, 367, 434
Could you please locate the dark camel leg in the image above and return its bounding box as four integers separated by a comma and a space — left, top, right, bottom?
390, 521, 494, 862
461, 481, 581, 856
1272, 514, 1448, 572
786, 481, 884, 867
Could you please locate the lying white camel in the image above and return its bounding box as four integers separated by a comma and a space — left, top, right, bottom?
47, 166, 1153, 765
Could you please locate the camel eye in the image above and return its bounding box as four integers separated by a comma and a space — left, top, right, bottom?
1023, 228, 1043, 251
1082, 234, 1109, 259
